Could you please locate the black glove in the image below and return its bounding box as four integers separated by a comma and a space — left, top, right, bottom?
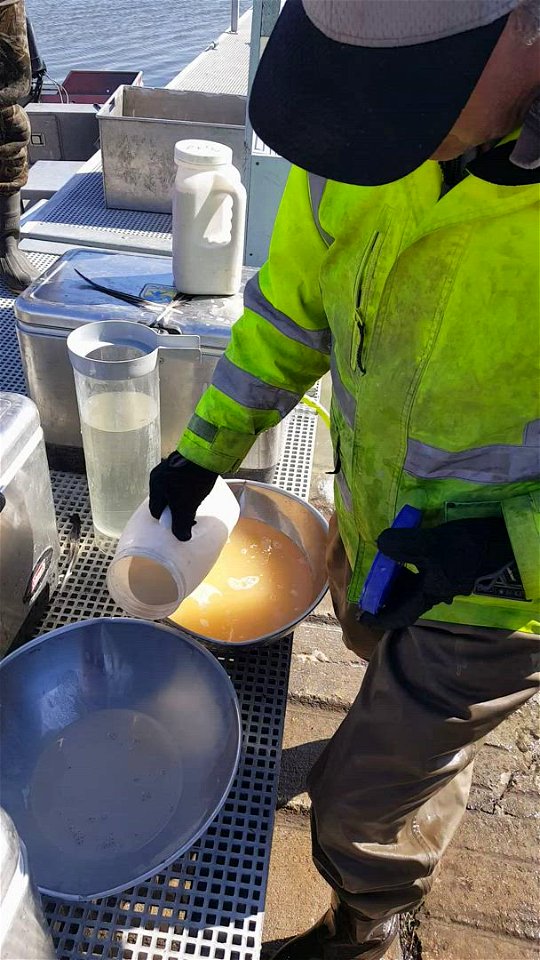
360, 517, 514, 630
149, 452, 219, 541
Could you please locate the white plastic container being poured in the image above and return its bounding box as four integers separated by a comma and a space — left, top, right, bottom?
107, 476, 240, 620
172, 139, 246, 296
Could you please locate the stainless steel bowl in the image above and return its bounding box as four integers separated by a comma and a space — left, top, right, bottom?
0, 618, 241, 901
168, 480, 329, 650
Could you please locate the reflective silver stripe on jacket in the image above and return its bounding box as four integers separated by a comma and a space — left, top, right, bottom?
307, 173, 334, 247
330, 351, 356, 429
213, 355, 301, 418
335, 470, 353, 511
405, 421, 540, 484
244, 275, 331, 355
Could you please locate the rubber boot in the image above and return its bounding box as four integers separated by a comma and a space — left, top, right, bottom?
0, 192, 38, 292
271, 895, 401, 960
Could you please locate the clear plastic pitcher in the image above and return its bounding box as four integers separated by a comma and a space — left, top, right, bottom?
67, 320, 199, 550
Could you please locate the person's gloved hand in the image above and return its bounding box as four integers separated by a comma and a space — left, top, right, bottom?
149, 451, 219, 541
360, 517, 514, 630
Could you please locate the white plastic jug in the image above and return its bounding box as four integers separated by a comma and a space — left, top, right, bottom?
107, 476, 240, 620
172, 139, 246, 296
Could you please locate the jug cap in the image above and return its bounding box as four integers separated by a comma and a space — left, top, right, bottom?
175, 139, 233, 168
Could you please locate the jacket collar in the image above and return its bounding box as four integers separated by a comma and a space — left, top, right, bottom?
466, 139, 540, 186
404, 136, 539, 244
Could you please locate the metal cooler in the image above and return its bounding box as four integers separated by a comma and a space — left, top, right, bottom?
0, 394, 60, 655
14, 249, 285, 479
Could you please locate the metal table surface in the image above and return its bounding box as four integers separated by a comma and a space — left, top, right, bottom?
0, 255, 319, 960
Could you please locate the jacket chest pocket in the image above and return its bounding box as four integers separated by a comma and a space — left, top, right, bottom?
350, 230, 384, 375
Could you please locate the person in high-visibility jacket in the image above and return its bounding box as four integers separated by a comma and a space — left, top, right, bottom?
150, 2, 540, 957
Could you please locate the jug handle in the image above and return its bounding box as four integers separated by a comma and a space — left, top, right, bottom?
210, 175, 246, 250
158, 507, 173, 531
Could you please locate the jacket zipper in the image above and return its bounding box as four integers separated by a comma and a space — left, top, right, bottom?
352, 231, 381, 375
356, 322, 367, 374
327, 436, 341, 475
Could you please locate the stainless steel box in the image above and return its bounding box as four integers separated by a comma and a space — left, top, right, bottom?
98, 86, 246, 213
14, 249, 284, 481
0, 394, 60, 655
27, 103, 100, 163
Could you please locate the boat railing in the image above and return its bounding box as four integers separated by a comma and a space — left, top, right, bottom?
230, 0, 240, 33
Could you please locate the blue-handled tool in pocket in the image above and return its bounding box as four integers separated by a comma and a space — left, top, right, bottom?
359, 505, 423, 615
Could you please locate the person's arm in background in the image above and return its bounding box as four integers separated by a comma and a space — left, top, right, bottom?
150, 167, 332, 538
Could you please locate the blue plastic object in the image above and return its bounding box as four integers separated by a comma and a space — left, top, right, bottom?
359, 505, 422, 615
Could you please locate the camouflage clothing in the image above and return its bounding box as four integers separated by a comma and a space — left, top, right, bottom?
0, 0, 31, 195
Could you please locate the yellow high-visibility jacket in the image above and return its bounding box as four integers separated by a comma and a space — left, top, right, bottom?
180, 142, 540, 633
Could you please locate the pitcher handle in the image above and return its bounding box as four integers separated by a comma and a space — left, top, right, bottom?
211, 175, 246, 251
155, 332, 201, 362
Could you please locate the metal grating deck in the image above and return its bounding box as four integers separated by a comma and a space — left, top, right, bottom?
21, 171, 173, 255
40, 520, 290, 960
0, 253, 57, 394
273, 410, 317, 501
1, 258, 320, 960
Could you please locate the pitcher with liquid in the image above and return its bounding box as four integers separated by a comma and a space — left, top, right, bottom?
67, 320, 198, 551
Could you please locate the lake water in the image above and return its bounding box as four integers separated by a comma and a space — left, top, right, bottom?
26, 0, 251, 88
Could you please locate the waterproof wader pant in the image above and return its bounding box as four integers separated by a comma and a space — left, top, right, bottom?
0, 0, 31, 195
308, 514, 540, 921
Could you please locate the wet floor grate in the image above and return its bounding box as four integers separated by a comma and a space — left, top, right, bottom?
41, 628, 290, 960
21, 171, 173, 252
37, 475, 295, 960
23, 170, 172, 235
0, 253, 57, 394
